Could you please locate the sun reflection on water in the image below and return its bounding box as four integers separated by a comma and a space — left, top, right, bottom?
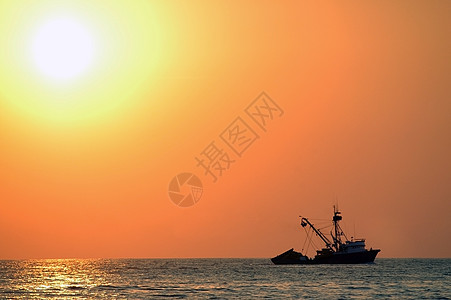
5, 259, 111, 298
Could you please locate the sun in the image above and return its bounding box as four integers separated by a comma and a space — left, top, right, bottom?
30, 16, 96, 83
1, 0, 159, 122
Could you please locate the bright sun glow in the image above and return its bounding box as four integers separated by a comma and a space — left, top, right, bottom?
0, 0, 158, 122
30, 16, 96, 82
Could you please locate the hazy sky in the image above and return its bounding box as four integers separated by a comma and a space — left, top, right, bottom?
0, 0, 450, 259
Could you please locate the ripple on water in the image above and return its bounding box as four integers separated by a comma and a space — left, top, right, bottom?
0, 259, 449, 299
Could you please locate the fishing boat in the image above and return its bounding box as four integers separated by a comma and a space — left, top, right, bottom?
271, 206, 380, 264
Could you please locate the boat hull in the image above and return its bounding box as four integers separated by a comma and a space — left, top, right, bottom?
271, 249, 380, 265
313, 249, 380, 264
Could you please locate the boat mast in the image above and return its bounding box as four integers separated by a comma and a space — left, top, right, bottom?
332, 205, 343, 251
300, 217, 333, 250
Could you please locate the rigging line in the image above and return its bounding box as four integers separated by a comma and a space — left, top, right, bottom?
305, 230, 312, 254
317, 223, 333, 227
318, 225, 332, 230
338, 225, 349, 241
311, 220, 330, 224
306, 227, 322, 255
310, 236, 319, 252
305, 227, 314, 254
305, 227, 313, 252
301, 227, 310, 252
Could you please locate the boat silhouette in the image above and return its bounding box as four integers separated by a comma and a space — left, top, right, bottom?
271, 206, 380, 264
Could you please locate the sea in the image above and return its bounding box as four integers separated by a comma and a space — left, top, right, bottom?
0, 258, 449, 299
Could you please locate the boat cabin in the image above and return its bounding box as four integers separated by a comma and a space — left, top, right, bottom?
339, 239, 366, 253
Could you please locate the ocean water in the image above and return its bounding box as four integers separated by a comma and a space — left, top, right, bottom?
0, 258, 449, 299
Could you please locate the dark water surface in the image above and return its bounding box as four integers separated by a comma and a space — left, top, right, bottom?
0, 258, 449, 299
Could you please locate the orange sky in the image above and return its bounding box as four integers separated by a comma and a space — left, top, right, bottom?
1, 0, 450, 259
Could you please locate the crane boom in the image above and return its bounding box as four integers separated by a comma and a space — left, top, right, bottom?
300, 217, 333, 249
